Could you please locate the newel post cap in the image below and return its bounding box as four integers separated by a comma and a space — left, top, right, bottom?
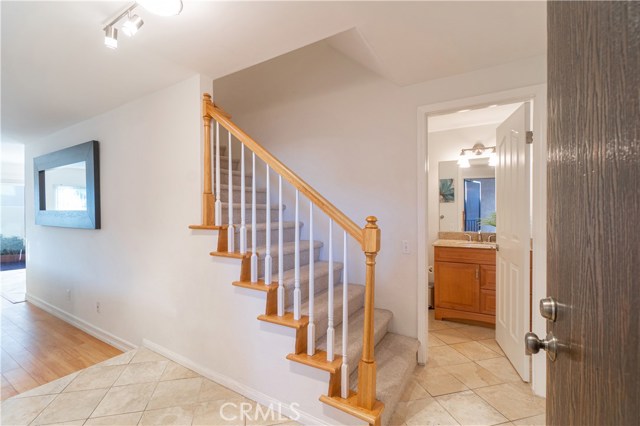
363, 216, 381, 253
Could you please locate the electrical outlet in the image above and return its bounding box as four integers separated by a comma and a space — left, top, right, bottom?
66, 289, 71, 301
96, 302, 101, 314
402, 240, 410, 254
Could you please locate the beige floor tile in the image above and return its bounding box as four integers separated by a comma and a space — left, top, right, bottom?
458, 325, 496, 341
84, 412, 143, 425
33, 389, 108, 425
477, 339, 505, 356
513, 413, 545, 425
129, 347, 168, 364
147, 377, 202, 410
63, 365, 126, 393
91, 382, 156, 418
449, 341, 502, 361
15, 372, 79, 398
114, 361, 168, 386
139, 404, 197, 425
431, 329, 473, 345
97, 350, 136, 367
245, 402, 292, 426
393, 397, 459, 426
442, 363, 504, 389
192, 399, 247, 425
437, 390, 507, 426
475, 383, 546, 421
0, 394, 56, 425
414, 366, 468, 397
425, 346, 472, 367
428, 333, 447, 347
161, 361, 200, 381
198, 379, 243, 403
476, 358, 522, 383
401, 379, 430, 402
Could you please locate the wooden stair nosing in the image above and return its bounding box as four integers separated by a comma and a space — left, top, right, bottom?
188, 224, 226, 230
286, 350, 342, 374
319, 392, 384, 426
232, 280, 277, 292
257, 312, 309, 329
210, 251, 250, 259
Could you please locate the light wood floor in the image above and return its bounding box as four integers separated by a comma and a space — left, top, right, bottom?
1, 297, 122, 400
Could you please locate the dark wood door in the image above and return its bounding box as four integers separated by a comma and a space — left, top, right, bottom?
547, 2, 639, 425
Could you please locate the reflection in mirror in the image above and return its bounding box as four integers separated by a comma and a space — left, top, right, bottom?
44, 162, 87, 211
439, 158, 496, 232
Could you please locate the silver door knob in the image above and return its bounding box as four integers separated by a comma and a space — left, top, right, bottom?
525, 331, 558, 361
539, 297, 558, 322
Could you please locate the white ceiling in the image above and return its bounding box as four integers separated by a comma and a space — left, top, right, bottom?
428, 102, 524, 133
1, 1, 546, 142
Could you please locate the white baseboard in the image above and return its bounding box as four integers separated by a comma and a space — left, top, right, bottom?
26, 294, 137, 352
142, 339, 330, 426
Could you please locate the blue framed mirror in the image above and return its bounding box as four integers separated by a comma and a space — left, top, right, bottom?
34, 141, 100, 229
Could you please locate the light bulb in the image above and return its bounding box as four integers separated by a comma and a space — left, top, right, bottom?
457, 151, 470, 168
104, 26, 118, 49
122, 14, 144, 36
489, 149, 497, 167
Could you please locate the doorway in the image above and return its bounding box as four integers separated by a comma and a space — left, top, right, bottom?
416, 85, 548, 397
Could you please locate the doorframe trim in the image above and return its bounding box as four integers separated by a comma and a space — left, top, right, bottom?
416, 84, 547, 397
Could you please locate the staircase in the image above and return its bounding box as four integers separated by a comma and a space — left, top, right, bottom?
190, 94, 418, 426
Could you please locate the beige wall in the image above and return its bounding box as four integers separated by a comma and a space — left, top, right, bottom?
212, 42, 546, 338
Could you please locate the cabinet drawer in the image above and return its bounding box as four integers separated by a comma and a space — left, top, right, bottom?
481, 265, 496, 290
435, 247, 496, 265
480, 290, 496, 315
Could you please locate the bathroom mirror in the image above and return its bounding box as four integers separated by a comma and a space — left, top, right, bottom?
34, 141, 100, 229
439, 158, 495, 232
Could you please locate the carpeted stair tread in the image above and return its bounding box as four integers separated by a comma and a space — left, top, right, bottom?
316, 308, 393, 377
299, 284, 365, 340
252, 240, 323, 259
350, 333, 419, 426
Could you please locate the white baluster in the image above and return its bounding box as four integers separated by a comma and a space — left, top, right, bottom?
239, 144, 247, 254
327, 219, 335, 362
250, 152, 257, 282
264, 165, 272, 284
307, 203, 315, 356
227, 131, 235, 252
214, 122, 222, 226
277, 175, 284, 316
293, 190, 301, 320
341, 231, 349, 398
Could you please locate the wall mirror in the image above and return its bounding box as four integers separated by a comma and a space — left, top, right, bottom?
34, 141, 100, 229
439, 158, 495, 233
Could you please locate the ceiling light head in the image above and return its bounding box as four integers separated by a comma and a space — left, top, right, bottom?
122, 14, 144, 36
471, 142, 486, 156
104, 26, 118, 49
457, 150, 471, 168
136, 0, 183, 16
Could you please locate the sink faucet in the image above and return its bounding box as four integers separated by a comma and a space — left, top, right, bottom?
488, 235, 496, 243
477, 226, 482, 242
463, 233, 473, 242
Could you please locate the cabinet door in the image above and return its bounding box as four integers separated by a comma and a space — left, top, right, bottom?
480, 290, 496, 315
435, 261, 480, 312
480, 265, 496, 290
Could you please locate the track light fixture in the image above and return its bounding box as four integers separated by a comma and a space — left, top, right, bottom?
102, 1, 182, 49
457, 142, 497, 168
122, 13, 144, 37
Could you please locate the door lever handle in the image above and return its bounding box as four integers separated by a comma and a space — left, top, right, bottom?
525, 331, 558, 361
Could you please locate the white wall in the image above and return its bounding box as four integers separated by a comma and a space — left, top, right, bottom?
213, 45, 546, 338
1, 141, 25, 239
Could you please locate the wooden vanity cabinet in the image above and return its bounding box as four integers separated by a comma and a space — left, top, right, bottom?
434, 246, 496, 324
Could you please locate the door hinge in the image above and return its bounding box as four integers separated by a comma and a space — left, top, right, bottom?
526, 131, 533, 144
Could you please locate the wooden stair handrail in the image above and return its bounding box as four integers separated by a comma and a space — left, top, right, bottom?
203, 95, 363, 246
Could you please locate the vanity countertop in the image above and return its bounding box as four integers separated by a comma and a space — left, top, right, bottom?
433, 239, 497, 250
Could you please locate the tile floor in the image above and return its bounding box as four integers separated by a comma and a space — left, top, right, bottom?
0, 347, 299, 426
1, 313, 545, 426
390, 310, 546, 426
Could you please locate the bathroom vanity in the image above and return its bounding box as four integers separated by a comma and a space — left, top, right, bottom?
433, 240, 497, 324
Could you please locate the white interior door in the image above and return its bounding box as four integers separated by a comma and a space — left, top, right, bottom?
495, 102, 531, 381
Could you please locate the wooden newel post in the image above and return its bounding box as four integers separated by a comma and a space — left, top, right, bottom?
202, 93, 214, 226
357, 216, 380, 410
